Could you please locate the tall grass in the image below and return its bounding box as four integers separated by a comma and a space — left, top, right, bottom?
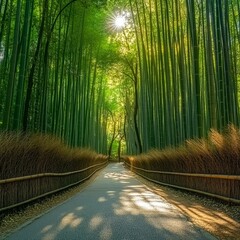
0, 132, 107, 180
125, 125, 240, 175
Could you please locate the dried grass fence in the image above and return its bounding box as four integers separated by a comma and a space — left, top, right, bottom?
124, 126, 240, 204
0, 132, 108, 212
124, 162, 240, 203
0, 161, 108, 212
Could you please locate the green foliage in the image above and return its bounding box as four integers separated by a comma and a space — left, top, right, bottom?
124, 0, 240, 154
0, 0, 117, 154
0, 0, 240, 158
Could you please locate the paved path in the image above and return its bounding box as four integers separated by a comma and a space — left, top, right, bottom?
6, 163, 216, 240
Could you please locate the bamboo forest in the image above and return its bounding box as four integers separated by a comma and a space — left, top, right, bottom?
1, 0, 240, 154
1, 0, 240, 212
0, 0, 240, 154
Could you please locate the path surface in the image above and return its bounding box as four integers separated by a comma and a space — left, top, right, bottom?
6, 163, 216, 240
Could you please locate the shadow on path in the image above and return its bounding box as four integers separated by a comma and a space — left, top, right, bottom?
6, 163, 216, 240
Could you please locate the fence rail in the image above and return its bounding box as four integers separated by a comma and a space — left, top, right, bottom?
0, 161, 108, 212
124, 162, 240, 204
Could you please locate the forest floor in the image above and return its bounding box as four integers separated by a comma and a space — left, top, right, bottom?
0, 163, 239, 239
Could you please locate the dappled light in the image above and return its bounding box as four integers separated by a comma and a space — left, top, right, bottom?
0, 0, 240, 163
98, 197, 107, 202
104, 172, 132, 180
144, 182, 240, 239
7, 164, 217, 240
41, 225, 53, 234
115, 188, 172, 215
89, 215, 103, 230
1, 0, 240, 238
59, 213, 82, 230
99, 226, 113, 240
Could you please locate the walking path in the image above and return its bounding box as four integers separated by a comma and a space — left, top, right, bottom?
6, 163, 216, 240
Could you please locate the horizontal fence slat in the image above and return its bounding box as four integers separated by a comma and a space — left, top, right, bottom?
0, 161, 108, 212
124, 162, 240, 204
125, 163, 240, 180
0, 161, 108, 184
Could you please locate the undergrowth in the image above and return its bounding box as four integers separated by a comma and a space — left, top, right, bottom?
0, 132, 107, 179
125, 125, 240, 175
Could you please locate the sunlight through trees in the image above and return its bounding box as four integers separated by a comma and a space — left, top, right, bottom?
0, 0, 240, 157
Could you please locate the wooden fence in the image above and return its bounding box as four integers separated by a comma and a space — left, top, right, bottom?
0, 161, 108, 212
124, 162, 240, 204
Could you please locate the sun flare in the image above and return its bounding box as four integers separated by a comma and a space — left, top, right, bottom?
108, 11, 130, 32
114, 15, 126, 29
